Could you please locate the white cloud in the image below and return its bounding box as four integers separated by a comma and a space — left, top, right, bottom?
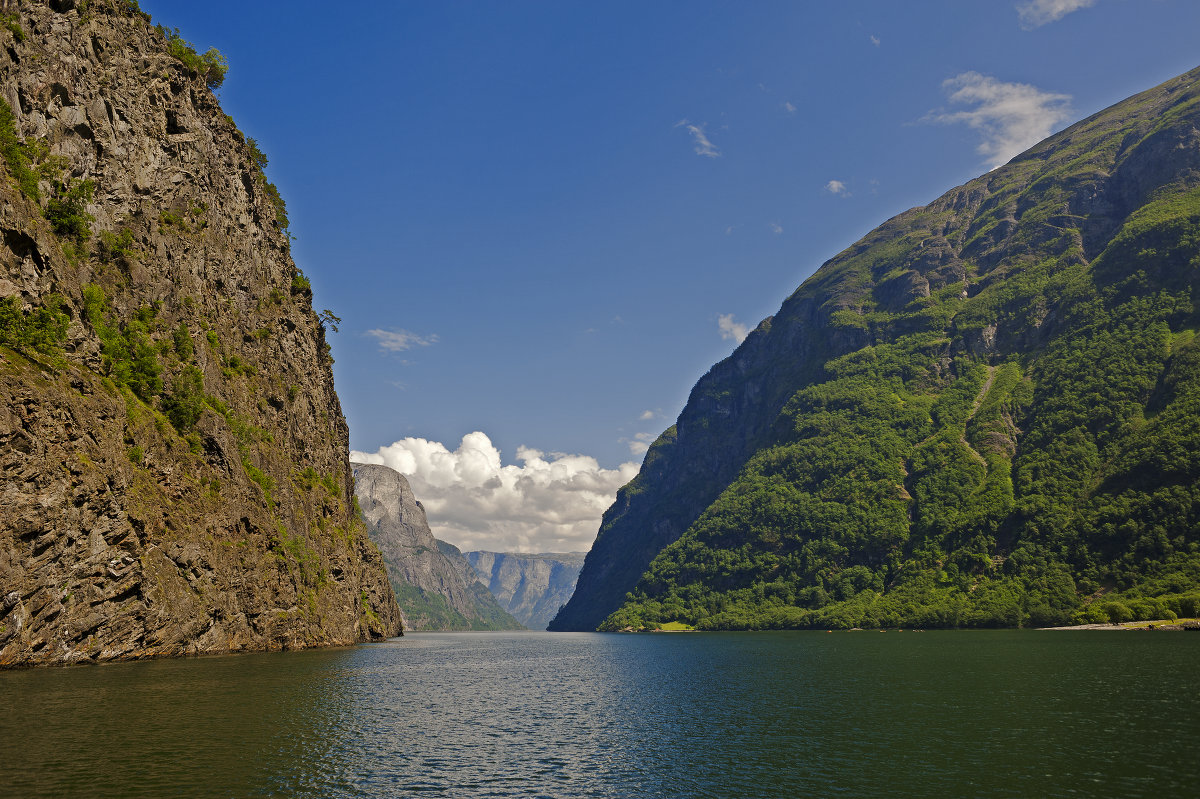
718, 313, 749, 343
639, 410, 657, 421
825, 179, 850, 196
927, 72, 1072, 169
366, 328, 439, 353
782, 101, 797, 115
625, 432, 656, 456
870, 34, 881, 46
675, 119, 721, 158
768, 221, 783, 235
352, 432, 638, 553
1016, 0, 1095, 28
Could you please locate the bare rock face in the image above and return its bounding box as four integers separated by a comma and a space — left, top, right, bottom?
0, 2, 401, 667
465, 551, 585, 631
352, 463, 522, 630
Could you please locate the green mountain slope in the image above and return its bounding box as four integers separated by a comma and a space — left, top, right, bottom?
555, 66, 1200, 632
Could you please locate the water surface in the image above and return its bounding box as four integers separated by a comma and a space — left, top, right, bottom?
2, 630, 1197, 797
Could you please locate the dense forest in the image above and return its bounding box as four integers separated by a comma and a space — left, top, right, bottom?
572, 67, 1200, 632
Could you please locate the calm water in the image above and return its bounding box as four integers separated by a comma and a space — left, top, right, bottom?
2, 631, 1198, 798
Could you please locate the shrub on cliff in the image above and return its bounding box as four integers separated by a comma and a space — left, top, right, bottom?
159, 26, 227, 91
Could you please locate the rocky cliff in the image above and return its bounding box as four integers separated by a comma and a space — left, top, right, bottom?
0, 0, 402, 666
465, 551, 585, 630
555, 65, 1200, 631
352, 462, 522, 630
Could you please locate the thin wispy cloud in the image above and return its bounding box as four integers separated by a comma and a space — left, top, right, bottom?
639, 409, 658, 421
768, 222, 783, 235
1016, 0, 1095, 29
825, 179, 850, 197
718, 313, 749, 343
367, 328, 439, 353
870, 34, 881, 46
782, 101, 797, 115
675, 119, 721, 158
926, 72, 1072, 169
353, 433, 638, 553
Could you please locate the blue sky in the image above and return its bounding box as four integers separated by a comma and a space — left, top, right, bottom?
142, 0, 1200, 551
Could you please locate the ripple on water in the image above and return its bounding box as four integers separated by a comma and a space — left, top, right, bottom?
2, 631, 1200, 797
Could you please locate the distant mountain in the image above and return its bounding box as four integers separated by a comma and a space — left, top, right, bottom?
553, 65, 1200, 632
352, 463, 522, 631
465, 552, 586, 630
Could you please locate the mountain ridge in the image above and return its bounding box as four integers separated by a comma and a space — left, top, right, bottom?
352, 462, 522, 631
554, 64, 1200, 632
465, 550, 585, 630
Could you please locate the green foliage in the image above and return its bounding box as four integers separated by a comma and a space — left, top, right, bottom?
0, 98, 39, 201
244, 461, 276, 506
159, 26, 228, 90
171, 322, 193, 360
162, 365, 204, 431
388, 581, 518, 631
96, 228, 139, 269
45, 178, 95, 241
0, 294, 70, 357
597, 86, 1200, 632
3, 13, 25, 43
81, 284, 163, 402
244, 137, 289, 233
318, 309, 340, 333
291, 272, 311, 293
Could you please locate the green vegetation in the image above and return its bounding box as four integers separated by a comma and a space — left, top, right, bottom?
159, 26, 227, 90
45, 178, 95, 241
0, 98, 39, 200
388, 581, 518, 632
594, 74, 1200, 633
96, 228, 140, 269
82, 285, 162, 401
0, 294, 70, 357
3, 13, 25, 43
245, 137, 289, 233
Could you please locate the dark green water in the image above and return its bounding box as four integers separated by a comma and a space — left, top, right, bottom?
2, 630, 1198, 798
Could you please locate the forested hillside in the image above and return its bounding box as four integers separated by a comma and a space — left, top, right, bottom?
554, 66, 1200, 631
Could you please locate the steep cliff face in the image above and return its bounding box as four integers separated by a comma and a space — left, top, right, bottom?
555, 65, 1200, 631
466, 551, 585, 630
0, 1, 401, 666
352, 463, 522, 630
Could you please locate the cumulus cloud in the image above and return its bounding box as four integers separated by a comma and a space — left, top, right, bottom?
352, 432, 638, 553
927, 72, 1072, 169
366, 328, 439, 353
718, 313, 749, 343
625, 432, 657, 456
825, 179, 850, 196
639, 409, 658, 421
1016, 0, 1095, 28
675, 119, 721, 157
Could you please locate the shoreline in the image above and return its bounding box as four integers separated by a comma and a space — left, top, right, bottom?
1041, 618, 1200, 631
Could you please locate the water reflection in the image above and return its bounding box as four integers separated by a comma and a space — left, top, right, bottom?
3, 631, 1199, 798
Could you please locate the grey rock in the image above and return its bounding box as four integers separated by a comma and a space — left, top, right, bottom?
353, 463, 522, 631
0, 2, 402, 668
465, 551, 586, 631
